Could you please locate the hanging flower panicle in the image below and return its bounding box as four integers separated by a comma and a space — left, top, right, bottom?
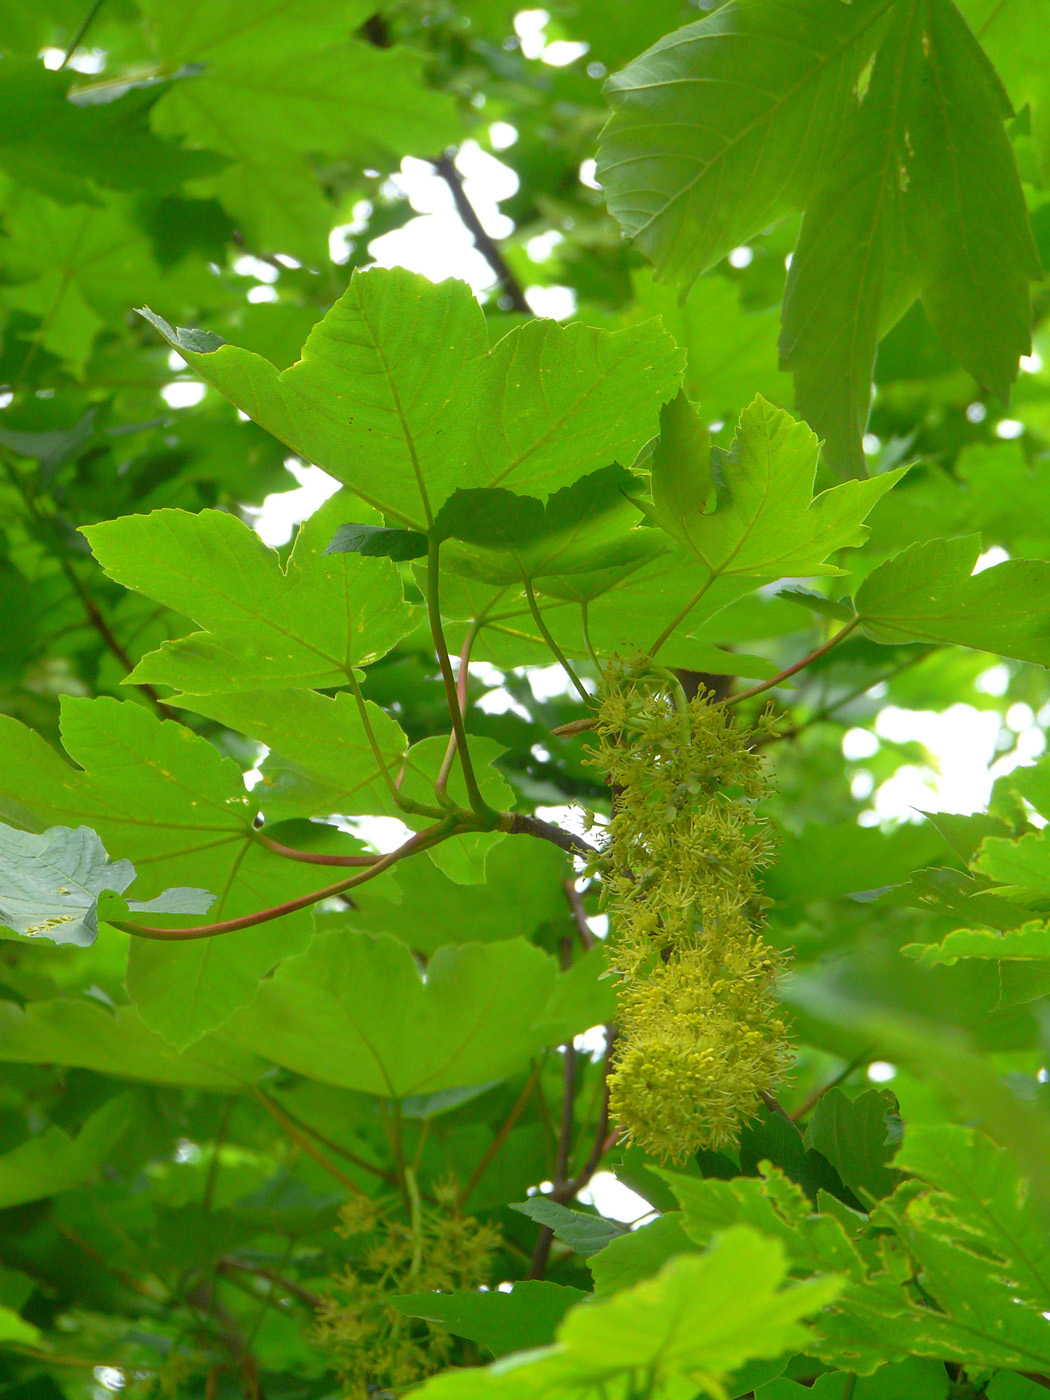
316, 1185, 500, 1397
588, 663, 791, 1160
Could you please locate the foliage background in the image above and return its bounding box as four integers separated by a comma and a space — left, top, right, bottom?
2, 2, 1050, 1398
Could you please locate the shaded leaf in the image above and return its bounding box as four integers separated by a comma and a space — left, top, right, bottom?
509, 1198, 625, 1258
391, 1281, 586, 1357
856, 535, 1050, 665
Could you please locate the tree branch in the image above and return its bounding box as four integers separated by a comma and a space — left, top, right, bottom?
433, 154, 532, 314
502, 811, 599, 861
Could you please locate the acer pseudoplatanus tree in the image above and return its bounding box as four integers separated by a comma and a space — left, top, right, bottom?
3, 1, 1050, 1397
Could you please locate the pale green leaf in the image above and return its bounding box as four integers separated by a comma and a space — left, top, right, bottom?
83, 500, 416, 694
0, 820, 211, 947
140, 267, 683, 527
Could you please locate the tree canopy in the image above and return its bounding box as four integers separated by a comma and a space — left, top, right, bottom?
2, 3, 1050, 1399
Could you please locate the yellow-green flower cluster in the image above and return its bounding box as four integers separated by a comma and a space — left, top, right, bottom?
590, 667, 791, 1160
316, 1189, 500, 1397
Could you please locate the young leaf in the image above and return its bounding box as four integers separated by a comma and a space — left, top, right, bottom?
0, 821, 211, 947
654, 396, 904, 586
855, 535, 1050, 664
557, 1227, 841, 1378
903, 921, 1050, 969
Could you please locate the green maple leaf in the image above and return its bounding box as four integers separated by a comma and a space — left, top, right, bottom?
139, 265, 684, 529
83, 494, 417, 695
0, 820, 212, 948
0, 697, 368, 1049
855, 535, 1050, 665
639, 394, 903, 650
598, 0, 1039, 473
224, 929, 611, 1098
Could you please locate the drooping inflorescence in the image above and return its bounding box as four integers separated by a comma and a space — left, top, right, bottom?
316, 1186, 500, 1396
589, 664, 791, 1161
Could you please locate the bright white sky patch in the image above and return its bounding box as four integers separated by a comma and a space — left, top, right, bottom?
248, 461, 341, 547
578, 1171, 654, 1224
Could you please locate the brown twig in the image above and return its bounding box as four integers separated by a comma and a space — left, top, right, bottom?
59, 0, 108, 68
503, 811, 598, 860
217, 1259, 322, 1311
563, 877, 596, 951
255, 1092, 398, 1187
789, 1052, 871, 1124
115, 818, 464, 940
253, 831, 377, 867
0, 452, 179, 720
432, 154, 531, 314
726, 619, 860, 707
528, 931, 578, 1280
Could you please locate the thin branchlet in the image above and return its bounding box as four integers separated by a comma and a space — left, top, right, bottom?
587, 663, 791, 1161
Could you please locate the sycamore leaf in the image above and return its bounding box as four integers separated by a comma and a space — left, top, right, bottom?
0, 997, 262, 1089
855, 535, 1050, 665
509, 1199, 626, 1258
894, 1124, 1050, 1304
974, 828, 1050, 900
391, 1282, 586, 1357
0, 58, 224, 206
0, 1092, 134, 1209
325, 522, 428, 562
410, 1229, 840, 1400
649, 395, 904, 589
169, 688, 407, 825
804, 1089, 902, 1202
0, 697, 368, 1049
223, 930, 610, 1098
903, 921, 1050, 968
433, 467, 664, 586
558, 1229, 840, 1379
139, 266, 683, 529
0, 820, 212, 947
142, 0, 458, 261
599, 0, 1038, 474
83, 500, 416, 696
596, 0, 889, 288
